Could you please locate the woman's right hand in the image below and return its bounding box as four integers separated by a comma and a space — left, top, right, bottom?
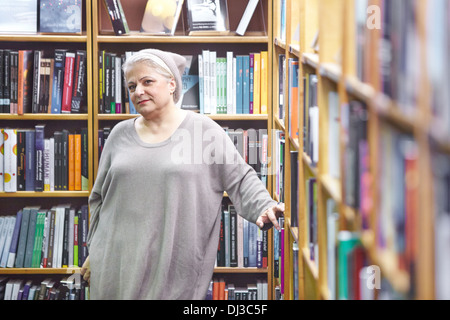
80, 255, 91, 284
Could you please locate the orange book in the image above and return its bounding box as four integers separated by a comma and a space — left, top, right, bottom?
74, 133, 82, 191
17, 50, 33, 115
218, 278, 225, 300
68, 134, 75, 190
212, 279, 219, 300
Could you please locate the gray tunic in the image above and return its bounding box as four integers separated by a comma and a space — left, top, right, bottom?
87, 111, 277, 299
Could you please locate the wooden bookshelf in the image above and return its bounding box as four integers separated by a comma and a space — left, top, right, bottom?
0, 0, 93, 277
273, 0, 449, 300
91, 0, 275, 300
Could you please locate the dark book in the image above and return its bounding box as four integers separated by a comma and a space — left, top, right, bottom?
35, 124, 46, 191
0, 50, 4, 113
51, 49, 67, 114
104, 52, 111, 114
39, 0, 82, 34
61, 130, 69, 190
62, 207, 69, 267
46, 208, 56, 268
53, 131, 62, 190
290, 150, 298, 228
78, 204, 89, 267
9, 51, 19, 114
109, 52, 116, 114
186, 0, 230, 35
32, 50, 42, 113
24, 207, 39, 268
5, 210, 23, 268
16, 130, 26, 191
229, 204, 237, 267
71, 50, 87, 113
3, 49, 11, 113
98, 51, 104, 113
14, 208, 31, 268
102, 0, 130, 36
25, 130, 36, 191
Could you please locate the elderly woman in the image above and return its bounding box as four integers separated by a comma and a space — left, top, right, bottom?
81, 49, 284, 299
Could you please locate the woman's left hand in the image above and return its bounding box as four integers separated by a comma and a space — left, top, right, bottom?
256, 202, 285, 231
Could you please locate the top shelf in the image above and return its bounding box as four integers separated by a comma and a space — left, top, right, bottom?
95, 34, 269, 44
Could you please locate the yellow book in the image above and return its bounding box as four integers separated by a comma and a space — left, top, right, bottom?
252, 52, 261, 114
260, 51, 268, 114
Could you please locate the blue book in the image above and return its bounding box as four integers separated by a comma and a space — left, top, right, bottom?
25, 130, 35, 191
24, 207, 39, 268
242, 55, 250, 114
4, 210, 22, 267
51, 49, 66, 114
14, 208, 31, 268
248, 222, 257, 267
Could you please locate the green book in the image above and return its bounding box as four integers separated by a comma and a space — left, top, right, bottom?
31, 211, 46, 268
337, 231, 360, 300
73, 213, 79, 267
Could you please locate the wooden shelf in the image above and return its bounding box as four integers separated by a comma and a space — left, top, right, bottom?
0, 191, 90, 198
96, 34, 269, 44
0, 34, 88, 43
97, 114, 268, 121
213, 267, 268, 274
0, 114, 89, 121
0, 268, 81, 275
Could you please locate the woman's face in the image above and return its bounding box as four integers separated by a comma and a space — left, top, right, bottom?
126, 62, 176, 116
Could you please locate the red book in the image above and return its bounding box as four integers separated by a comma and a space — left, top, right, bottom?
61, 52, 75, 113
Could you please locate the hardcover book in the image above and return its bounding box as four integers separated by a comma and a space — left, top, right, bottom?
140, 0, 184, 35
39, 0, 82, 34
0, 0, 38, 34
102, 0, 130, 36
186, 0, 230, 35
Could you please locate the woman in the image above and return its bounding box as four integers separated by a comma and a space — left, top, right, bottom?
81, 49, 284, 299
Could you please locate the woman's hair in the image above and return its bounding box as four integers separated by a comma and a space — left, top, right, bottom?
122, 49, 186, 103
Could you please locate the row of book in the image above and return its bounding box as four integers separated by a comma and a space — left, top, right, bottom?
216, 203, 268, 269
0, 126, 89, 193
0, 49, 87, 114
198, 50, 268, 115
0, 204, 89, 269
205, 278, 268, 300
1, 276, 89, 300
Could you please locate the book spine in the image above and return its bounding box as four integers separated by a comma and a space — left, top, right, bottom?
103, 0, 130, 36
81, 128, 88, 191
71, 50, 87, 114
3, 50, 11, 113
68, 133, 74, 191
24, 209, 38, 268
61, 130, 69, 190
61, 52, 75, 113
6, 210, 22, 268
14, 209, 31, 268
43, 139, 50, 191
260, 51, 268, 114
31, 51, 42, 113
236, 0, 260, 36
34, 124, 45, 191
74, 134, 82, 191
16, 130, 26, 191
51, 49, 66, 114
4, 129, 17, 192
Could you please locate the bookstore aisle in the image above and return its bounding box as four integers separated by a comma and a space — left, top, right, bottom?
0, 0, 449, 301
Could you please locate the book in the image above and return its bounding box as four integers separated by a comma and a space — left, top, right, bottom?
186, 0, 230, 35
51, 49, 67, 114
17, 50, 33, 115
236, 0, 259, 36
6, 210, 23, 267
71, 50, 87, 113
35, 124, 46, 191
25, 130, 36, 191
140, 0, 184, 35
180, 55, 200, 111
102, 0, 130, 36
0, 0, 38, 34
39, 0, 82, 34
3, 129, 17, 192
61, 52, 76, 113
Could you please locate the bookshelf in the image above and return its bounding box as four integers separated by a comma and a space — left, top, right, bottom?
92, 0, 275, 299
273, 0, 450, 300
0, 0, 93, 280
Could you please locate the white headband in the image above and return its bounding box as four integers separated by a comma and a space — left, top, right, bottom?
147, 53, 174, 78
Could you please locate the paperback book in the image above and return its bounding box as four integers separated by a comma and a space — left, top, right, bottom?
186, 0, 230, 35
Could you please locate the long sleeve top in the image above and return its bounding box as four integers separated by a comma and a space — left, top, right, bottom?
87, 111, 277, 299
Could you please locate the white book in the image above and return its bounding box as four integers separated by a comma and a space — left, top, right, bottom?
40, 211, 50, 268
209, 51, 217, 114
0, 216, 16, 267
236, 0, 260, 36
197, 54, 204, 114
11, 279, 24, 300
52, 206, 60, 268
68, 207, 75, 267
202, 50, 210, 114
232, 57, 237, 114
44, 139, 50, 191
28, 285, 39, 300
3, 129, 17, 192
115, 56, 122, 108
237, 214, 243, 268
328, 91, 340, 179
4, 279, 15, 300
309, 106, 319, 165
56, 206, 66, 268
226, 51, 234, 114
